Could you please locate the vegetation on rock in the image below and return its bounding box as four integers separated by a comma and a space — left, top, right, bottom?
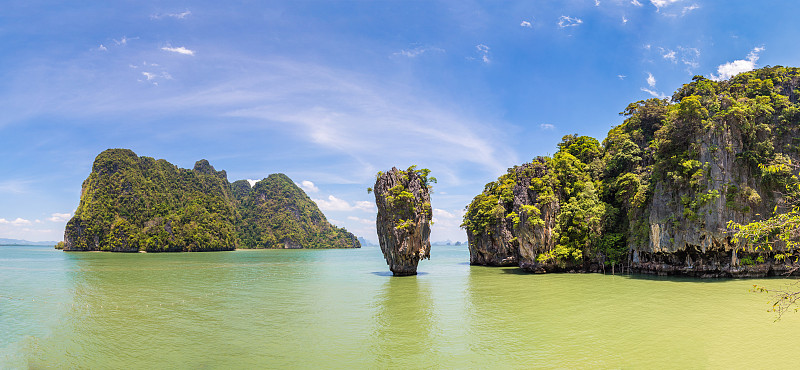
464, 66, 800, 277
374, 166, 434, 276
63, 149, 359, 252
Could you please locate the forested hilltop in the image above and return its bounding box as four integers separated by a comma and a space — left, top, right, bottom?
63, 149, 359, 252
463, 66, 800, 277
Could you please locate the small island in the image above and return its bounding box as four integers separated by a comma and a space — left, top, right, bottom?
62, 149, 359, 252
373, 166, 434, 276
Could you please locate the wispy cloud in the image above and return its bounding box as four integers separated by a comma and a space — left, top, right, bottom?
658, 46, 699, 71
711, 46, 765, 81
682, 4, 699, 15
661, 48, 676, 62
475, 44, 490, 63
97, 44, 108, 51
641, 87, 667, 98
622, 15, 628, 24
520, 20, 532, 28
2, 53, 516, 180
114, 36, 138, 46
0, 180, 30, 194
540, 123, 555, 130
393, 46, 444, 58
558, 16, 583, 28
151, 10, 191, 20
161, 46, 195, 56
617, 75, 626, 80
47, 213, 71, 222
631, 0, 643, 6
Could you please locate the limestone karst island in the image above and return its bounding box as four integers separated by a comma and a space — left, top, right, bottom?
463, 66, 800, 278
61, 149, 359, 252
373, 166, 434, 275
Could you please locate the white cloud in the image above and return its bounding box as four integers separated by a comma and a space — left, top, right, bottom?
711, 46, 765, 81
622, 16, 628, 24
641, 87, 667, 98
142, 72, 156, 81
313, 195, 375, 212
595, 0, 601, 6
680, 47, 700, 69
558, 16, 583, 28
354, 201, 375, 212
0, 218, 32, 226
650, 0, 682, 9
476, 44, 490, 64
347, 216, 374, 225
631, 0, 643, 6
299, 180, 319, 193
151, 10, 192, 20
647, 72, 656, 87
314, 195, 352, 211
246, 179, 258, 186
394, 46, 444, 58
540, 123, 555, 130
682, 4, 699, 14
617, 74, 626, 80
97, 44, 107, 51
520, 20, 532, 28
434, 209, 456, 219
47, 213, 71, 223
161, 46, 195, 56
661, 48, 677, 62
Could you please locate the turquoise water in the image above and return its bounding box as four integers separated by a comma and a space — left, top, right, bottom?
2, 244, 799, 368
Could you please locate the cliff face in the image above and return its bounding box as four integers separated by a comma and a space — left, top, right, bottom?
374, 167, 433, 276
463, 66, 800, 277
63, 149, 360, 252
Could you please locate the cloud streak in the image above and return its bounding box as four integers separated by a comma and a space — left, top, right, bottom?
161, 46, 195, 56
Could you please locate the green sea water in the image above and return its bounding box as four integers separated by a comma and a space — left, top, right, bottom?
2, 244, 799, 369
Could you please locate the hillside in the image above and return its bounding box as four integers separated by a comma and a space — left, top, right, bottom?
63, 149, 359, 252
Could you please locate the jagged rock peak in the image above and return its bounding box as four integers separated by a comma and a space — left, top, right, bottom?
373, 166, 434, 276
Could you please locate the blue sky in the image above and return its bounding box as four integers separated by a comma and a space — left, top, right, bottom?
1, 0, 799, 243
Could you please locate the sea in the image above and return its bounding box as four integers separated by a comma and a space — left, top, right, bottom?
2, 244, 799, 368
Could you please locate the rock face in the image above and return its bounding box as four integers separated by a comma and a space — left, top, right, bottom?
63, 149, 360, 252
463, 66, 800, 277
374, 167, 433, 276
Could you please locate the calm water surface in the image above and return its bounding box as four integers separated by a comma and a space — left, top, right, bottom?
2, 244, 799, 368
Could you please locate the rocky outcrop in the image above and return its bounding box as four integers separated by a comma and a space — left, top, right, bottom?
63, 149, 360, 252
374, 167, 433, 276
462, 66, 800, 277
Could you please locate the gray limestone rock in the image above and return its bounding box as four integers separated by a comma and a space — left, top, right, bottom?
374, 167, 432, 276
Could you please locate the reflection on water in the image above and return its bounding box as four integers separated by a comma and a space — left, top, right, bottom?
369, 276, 436, 367
2, 245, 800, 368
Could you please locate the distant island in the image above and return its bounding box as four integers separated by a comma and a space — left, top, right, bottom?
0, 238, 59, 246
463, 66, 800, 278
62, 149, 360, 252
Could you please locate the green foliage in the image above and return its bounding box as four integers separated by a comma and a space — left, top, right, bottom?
377, 166, 434, 230
65, 149, 358, 251
462, 65, 800, 272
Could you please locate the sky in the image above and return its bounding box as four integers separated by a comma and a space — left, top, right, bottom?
2, 0, 800, 243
